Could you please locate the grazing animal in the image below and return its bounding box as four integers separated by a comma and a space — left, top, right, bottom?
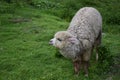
49, 7, 102, 77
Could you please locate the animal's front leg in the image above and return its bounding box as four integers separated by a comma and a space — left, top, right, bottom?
83, 61, 89, 77
73, 60, 81, 75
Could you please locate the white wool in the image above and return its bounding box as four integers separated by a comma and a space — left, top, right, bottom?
51, 7, 102, 61
67, 7, 102, 48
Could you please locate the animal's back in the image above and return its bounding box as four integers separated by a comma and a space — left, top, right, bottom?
67, 7, 102, 44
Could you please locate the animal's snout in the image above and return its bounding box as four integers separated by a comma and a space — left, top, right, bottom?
49, 39, 53, 45
49, 38, 56, 45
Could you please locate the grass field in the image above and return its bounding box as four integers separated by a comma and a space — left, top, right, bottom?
0, 0, 120, 80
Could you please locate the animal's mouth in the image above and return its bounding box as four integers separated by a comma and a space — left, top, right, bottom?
49, 40, 53, 45
49, 39, 54, 45
49, 38, 56, 46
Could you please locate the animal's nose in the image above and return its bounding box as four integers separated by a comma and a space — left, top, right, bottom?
49, 39, 53, 45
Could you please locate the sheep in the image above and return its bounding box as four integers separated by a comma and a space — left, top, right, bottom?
49, 7, 102, 77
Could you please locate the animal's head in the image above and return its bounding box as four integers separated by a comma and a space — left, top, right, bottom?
49, 31, 79, 49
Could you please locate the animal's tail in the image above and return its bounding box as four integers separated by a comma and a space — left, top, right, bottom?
95, 31, 102, 61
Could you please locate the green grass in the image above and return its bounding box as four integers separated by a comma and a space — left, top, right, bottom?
0, 0, 120, 80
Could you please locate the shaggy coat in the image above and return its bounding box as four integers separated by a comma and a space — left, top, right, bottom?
49, 7, 102, 76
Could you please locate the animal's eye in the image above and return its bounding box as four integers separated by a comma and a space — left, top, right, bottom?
57, 38, 62, 41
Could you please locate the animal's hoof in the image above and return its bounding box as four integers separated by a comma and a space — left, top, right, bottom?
74, 72, 79, 77
84, 74, 88, 77
75, 74, 79, 77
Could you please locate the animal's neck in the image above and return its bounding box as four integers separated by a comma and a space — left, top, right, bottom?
59, 42, 82, 59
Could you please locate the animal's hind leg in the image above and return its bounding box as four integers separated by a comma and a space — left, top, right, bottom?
95, 47, 99, 61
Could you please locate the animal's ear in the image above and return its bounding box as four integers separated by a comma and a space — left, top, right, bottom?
68, 37, 79, 44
